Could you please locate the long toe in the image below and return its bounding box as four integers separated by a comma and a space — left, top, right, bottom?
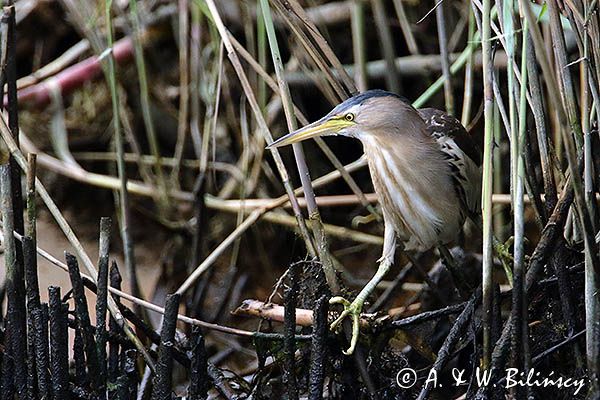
330, 309, 350, 331
343, 306, 361, 355
328, 297, 366, 354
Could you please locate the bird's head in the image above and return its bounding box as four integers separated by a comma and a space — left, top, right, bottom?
267, 89, 416, 149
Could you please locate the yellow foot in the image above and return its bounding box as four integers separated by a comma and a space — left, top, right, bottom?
494, 237, 515, 283
329, 296, 364, 355
351, 213, 377, 228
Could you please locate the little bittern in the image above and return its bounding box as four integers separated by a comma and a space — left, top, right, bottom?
268, 89, 482, 354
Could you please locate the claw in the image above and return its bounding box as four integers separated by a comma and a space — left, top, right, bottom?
493, 237, 515, 284
494, 237, 515, 263
328, 296, 364, 355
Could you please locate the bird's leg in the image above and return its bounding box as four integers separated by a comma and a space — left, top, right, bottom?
330, 223, 396, 355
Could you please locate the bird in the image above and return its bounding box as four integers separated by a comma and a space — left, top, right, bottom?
267, 89, 482, 354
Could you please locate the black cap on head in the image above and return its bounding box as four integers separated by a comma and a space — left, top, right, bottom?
332, 89, 410, 114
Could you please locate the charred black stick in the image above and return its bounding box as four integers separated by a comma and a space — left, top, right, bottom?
308, 295, 328, 400
121, 349, 138, 400
151, 293, 180, 400
96, 217, 111, 395
108, 262, 123, 382
0, 163, 27, 398
31, 305, 50, 400
390, 301, 467, 329
24, 156, 38, 399
49, 286, 70, 400
65, 253, 101, 390
188, 326, 208, 400
24, 236, 40, 399
283, 264, 299, 400
73, 327, 87, 386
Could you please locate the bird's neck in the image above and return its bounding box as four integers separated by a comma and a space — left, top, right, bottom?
359, 132, 461, 249
360, 131, 448, 177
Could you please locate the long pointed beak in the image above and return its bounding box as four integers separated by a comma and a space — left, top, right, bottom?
266, 117, 353, 149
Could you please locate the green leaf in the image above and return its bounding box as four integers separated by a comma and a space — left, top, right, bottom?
536, 2, 548, 23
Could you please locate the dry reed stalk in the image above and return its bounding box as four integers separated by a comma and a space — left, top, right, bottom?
480, 0, 495, 369
260, 0, 338, 292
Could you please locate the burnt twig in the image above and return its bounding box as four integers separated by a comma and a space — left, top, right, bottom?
390, 302, 466, 329
108, 262, 123, 383
151, 293, 181, 400
49, 286, 70, 400
308, 295, 328, 400
95, 217, 111, 395
188, 326, 208, 400
283, 264, 299, 400
31, 305, 50, 400
65, 253, 101, 390
0, 163, 27, 398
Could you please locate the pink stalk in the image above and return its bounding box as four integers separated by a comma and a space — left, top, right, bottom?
8, 37, 134, 108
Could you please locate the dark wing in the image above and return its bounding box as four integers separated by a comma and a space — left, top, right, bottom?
418, 108, 482, 218
417, 108, 481, 166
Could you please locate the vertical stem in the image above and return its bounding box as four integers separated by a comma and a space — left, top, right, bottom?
525, 32, 556, 215
546, 0, 583, 150
0, 164, 27, 398
481, 0, 494, 370
48, 286, 69, 400
308, 295, 328, 400
104, 0, 141, 304
583, 3, 600, 394
189, 326, 209, 399
1, 4, 26, 396
283, 264, 299, 400
392, 0, 420, 55
172, 0, 190, 183
256, 1, 267, 110
26, 154, 36, 239
370, 0, 400, 93
504, 0, 517, 291
190, 2, 203, 159
128, 0, 170, 212
65, 253, 101, 389
351, 0, 367, 92
435, 0, 454, 114
96, 217, 111, 395
3, 1, 25, 244
108, 262, 122, 382
511, 10, 529, 384
259, 0, 338, 293
492, 104, 504, 240
461, 7, 475, 126
151, 294, 181, 399
32, 305, 50, 399
24, 153, 40, 399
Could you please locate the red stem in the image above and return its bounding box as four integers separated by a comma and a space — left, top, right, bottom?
8, 37, 134, 108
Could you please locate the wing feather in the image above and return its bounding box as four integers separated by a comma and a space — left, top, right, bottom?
417, 108, 482, 218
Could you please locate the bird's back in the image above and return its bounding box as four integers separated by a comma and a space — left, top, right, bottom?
417, 108, 482, 221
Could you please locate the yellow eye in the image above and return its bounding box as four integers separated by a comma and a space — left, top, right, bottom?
345, 113, 355, 122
